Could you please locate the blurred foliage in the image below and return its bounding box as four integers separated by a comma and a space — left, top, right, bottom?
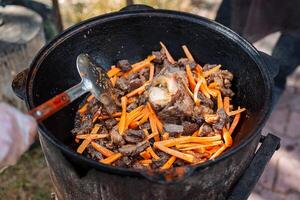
59, 0, 221, 28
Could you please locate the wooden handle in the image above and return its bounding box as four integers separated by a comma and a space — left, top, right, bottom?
28, 92, 71, 122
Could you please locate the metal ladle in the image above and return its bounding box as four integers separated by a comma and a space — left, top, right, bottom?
29, 54, 113, 122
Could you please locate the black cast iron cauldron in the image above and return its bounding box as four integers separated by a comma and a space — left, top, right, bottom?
12, 5, 280, 200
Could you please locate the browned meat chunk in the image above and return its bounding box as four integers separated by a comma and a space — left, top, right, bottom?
182, 121, 200, 135
105, 118, 118, 130
151, 151, 170, 169
118, 141, 149, 156
110, 126, 124, 146
117, 59, 132, 72
178, 58, 196, 68
203, 64, 217, 71
129, 78, 144, 91
164, 123, 184, 136
116, 77, 129, 91
212, 109, 227, 131
114, 156, 132, 167
86, 145, 103, 160
127, 102, 138, 112
199, 123, 213, 136
220, 87, 234, 97
152, 51, 164, 64
123, 129, 145, 143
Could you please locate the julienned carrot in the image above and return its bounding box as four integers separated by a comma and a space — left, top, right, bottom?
202, 64, 221, 77
208, 82, 218, 89
107, 67, 121, 78
209, 144, 227, 160
195, 64, 203, 74
147, 131, 159, 140
123, 55, 155, 77
77, 138, 91, 154
78, 103, 88, 114
110, 76, 117, 87
210, 89, 223, 110
229, 113, 241, 135
126, 82, 150, 98
91, 124, 101, 134
140, 159, 152, 164
118, 96, 127, 135
178, 141, 224, 151
228, 107, 246, 116
186, 64, 196, 90
143, 129, 149, 137
162, 132, 169, 140
156, 144, 194, 163
149, 113, 160, 141
140, 151, 151, 159
91, 142, 114, 157
224, 97, 230, 114
193, 79, 202, 106
149, 63, 155, 82
160, 42, 175, 64
127, 98, 136, 104
98, 112, 122, 120
183, 81, 194, 98
137, 109, 150, 126
87, 95, 95, 102
176, 143, 200, 149
100, 153, 122, 164
146, 147, 160, 160
222, 127, 232, 147
125, 106, 144, 127
76, 134, 109, 140
147, 103, 163, 133
154, 135, 222, 148
161, 156, 176, 170
182, 45, 194, 61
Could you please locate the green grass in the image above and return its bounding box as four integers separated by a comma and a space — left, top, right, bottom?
0, 144, 53, 200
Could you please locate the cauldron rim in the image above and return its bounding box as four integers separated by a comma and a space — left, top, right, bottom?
25, 8, 272, 179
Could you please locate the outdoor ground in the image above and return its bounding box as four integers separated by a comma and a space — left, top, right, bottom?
0, 0, 299, 199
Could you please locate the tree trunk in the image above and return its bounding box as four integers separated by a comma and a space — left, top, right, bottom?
0, 5, 45, 110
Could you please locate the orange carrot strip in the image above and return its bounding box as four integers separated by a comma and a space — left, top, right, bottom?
160, 42, 175, 64
162, 132, 169, 140
229, 113, 241, 135
161, 156, 176, 170
98, 112, 122, 120
87, 95, 95, 102
147, 103, 163, 134
140, 159, 152, 164
107, 67, 121, 78
183, 81, 194, 98
154, 135, 222, 148
91, 142, 114, 157
77, 138, 91, 154
209, 145, 227, 160
179, 141, 224, 151
125, 106, 144, 127
149, 63, 155, 82
222, 127, 233, 147
127, 98, 136, 104
76, 134, 109, 140
143, 129, 150, 137
182, 45, 194, 61
176, 143, 200, 149
202, 64, 221, 77
228, 108, 246, 116
100, 153, 122, 164
91, 124, 101, 134
193, 79, 202, 106
212, 90, 223, 110
110, 76, 117, 87
156, 144, 194, 163
78, 103, 88, 114
224, 97, 230, 114
149, 113, 159, 142
146, 147, 160, 160
118, 96, 127, 134
132, 55, 155, 68
140, 151, 151, 159
208, 82, 219, 89
195, 64, 203, 74
126, 82, 149, 98
147, 131, 159, 140
137, 110, 149, 126
186, 64, 196, 90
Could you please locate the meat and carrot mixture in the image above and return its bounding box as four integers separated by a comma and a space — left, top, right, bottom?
72, 42, 246, 170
